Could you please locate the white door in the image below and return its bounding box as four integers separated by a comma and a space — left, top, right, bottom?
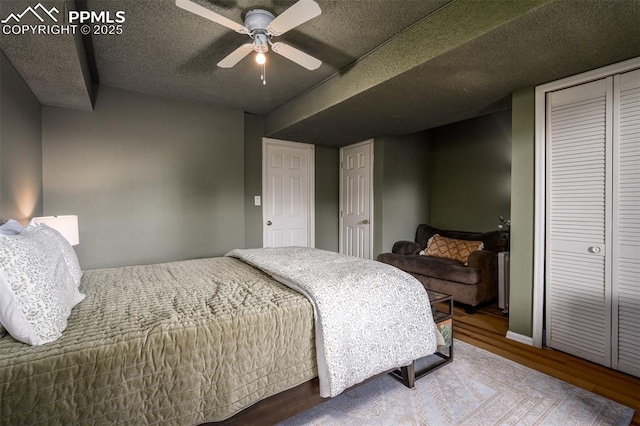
612, 68, 640, 377
534, 59, 640, 371
545, 77, 613, 366
340, 140, 373, 259
263, 138, 315, 248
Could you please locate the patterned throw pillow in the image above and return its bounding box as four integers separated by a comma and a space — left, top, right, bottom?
0, 227, 85, 345
423, 234, 484, 265
37, 224, 83, 286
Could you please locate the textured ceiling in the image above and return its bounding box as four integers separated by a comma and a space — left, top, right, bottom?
0, 0, 93, 110
268, 0, 640, 145
85, 0, 450, 115
2, 0, 640, 146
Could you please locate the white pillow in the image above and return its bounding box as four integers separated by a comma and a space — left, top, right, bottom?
36, 224, 82, 286
0, 227, 85, 345
0, 219, 23, 235
20, 225, 85, 304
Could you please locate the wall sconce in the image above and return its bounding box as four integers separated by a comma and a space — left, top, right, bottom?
32, 215, 79, 246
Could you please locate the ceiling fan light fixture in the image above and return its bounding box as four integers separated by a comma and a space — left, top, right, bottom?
177, 0, 323, 72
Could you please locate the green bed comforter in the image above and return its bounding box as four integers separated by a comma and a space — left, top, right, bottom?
0, 257, 316, 425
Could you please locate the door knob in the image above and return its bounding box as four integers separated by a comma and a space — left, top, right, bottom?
588, 246, 601, 253
362, 219, 369, 225
267, 220, 272, 226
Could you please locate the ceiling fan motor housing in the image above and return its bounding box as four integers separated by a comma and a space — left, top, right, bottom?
245, 9, 275, 53
245, 9, 275, 33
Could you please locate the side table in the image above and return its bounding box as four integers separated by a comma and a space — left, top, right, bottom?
391, 290, 453, 388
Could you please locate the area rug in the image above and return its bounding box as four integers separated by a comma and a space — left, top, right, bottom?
279, 340, 634, 425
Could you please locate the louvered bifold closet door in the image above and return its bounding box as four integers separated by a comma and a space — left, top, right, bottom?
612, 69, 640, 377
545, 78, 612, 366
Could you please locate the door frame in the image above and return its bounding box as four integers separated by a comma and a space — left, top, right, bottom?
532, 56, 640, 348
339, 139, 374, 259
262, 137, 315, 248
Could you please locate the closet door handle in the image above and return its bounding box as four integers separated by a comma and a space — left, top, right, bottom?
588, 246, 601, 254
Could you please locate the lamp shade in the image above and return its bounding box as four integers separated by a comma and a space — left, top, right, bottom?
33, 215, 79, 246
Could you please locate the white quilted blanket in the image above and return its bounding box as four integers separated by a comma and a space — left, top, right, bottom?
226, 247, 438, 397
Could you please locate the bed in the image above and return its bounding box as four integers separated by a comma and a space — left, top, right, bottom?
0, 226, 438, 425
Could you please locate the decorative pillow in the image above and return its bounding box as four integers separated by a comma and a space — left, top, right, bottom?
0, 227, 85, 345
19, 225, 85, 307
36, 224, 82, 286
423, 234, 484, 265
0, 219, 23, 235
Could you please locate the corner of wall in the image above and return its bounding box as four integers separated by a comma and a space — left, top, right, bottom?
0, 50, 43, 223
508, 86, 536, 337
372, 133, 430, 257
427, 110, 512, 232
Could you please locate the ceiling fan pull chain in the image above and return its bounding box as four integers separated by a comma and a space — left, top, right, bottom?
262, 62, 266, 85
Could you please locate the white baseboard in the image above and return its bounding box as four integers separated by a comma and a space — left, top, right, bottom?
506, 331, 534, 346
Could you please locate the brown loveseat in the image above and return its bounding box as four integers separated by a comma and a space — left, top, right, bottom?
378, 224, 507, 312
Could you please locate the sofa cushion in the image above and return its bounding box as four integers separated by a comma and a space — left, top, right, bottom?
415, 224, 506, 254
392, 240, 422, 255
378, 253, 480, 285
423, 234, 483, 265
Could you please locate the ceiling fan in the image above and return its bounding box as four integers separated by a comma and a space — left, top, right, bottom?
176, 0, 322, 72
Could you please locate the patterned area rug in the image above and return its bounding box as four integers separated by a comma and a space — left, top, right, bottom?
280, 340, 634, 425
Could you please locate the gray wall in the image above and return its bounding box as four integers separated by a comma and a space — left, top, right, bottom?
509, 88, 536, 337
315, 145, 339, 252
42, 86, 245, 269
0, 51, 43, 223
244, 113, 264, 249
429, 110, 512, 232
374, 134, 431, 257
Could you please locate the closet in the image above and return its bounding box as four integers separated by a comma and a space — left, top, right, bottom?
545, 67, 639, 377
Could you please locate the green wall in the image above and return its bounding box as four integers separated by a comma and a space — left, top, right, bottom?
373, 139, 385, 257
243, 128, 340, 252
315, 145, 339, 252
0, 51, 43, 223
429, 110, 512, 232
42, 86, 245, 269
372, 111, 511, 260
373, 134, 431, 258
244, 113, 264, 249
509, 87, 536, 337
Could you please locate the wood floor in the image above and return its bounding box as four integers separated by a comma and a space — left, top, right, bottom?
454, 303, 640, 425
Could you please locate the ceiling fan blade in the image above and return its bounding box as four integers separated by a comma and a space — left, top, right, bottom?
266, 0, 321, 36
217, 43, 254, 68
271, 42, 321, 70
176, 0, 249, 34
